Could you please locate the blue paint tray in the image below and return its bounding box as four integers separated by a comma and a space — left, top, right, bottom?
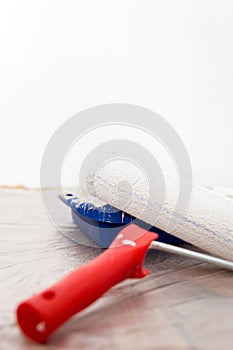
60, 193, 184, 248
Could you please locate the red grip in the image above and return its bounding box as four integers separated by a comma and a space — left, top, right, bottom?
16, 224, 157, 343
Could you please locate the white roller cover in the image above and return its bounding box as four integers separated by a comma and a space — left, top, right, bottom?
88, 160, 233, 261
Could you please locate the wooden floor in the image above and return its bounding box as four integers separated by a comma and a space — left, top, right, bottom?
1, 189, 233, 350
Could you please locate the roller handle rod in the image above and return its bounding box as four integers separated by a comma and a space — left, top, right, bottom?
151, 241, 233, 271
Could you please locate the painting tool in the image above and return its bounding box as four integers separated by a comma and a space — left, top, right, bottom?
17, 222, 233, 343
59, 193, 185, 247
59, 192, 233, 271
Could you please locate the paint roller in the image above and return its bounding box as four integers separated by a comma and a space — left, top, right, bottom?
88, 160, 233, 261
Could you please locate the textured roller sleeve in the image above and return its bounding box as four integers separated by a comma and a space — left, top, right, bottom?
88, 160, 233, 261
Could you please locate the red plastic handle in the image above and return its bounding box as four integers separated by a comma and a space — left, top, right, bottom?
16, 224, 157, 343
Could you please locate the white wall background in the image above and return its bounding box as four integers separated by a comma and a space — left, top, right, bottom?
0, 0, 233, 188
